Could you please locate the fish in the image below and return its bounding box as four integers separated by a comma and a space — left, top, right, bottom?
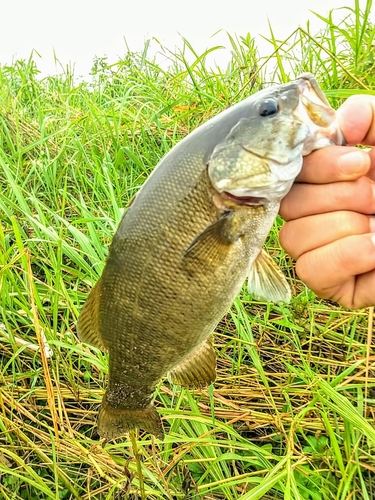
77, 73, 344, 440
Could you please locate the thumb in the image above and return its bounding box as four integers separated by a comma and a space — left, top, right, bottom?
338, 94, 375, 146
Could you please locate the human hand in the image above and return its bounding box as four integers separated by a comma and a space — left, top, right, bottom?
279, 95, 375, 309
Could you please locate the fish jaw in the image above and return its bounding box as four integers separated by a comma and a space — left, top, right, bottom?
212, 154, 303, 205
295, 73, 345, 153
208, 73, 344, 206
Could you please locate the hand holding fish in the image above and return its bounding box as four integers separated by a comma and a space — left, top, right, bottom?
279, 95, 375, 309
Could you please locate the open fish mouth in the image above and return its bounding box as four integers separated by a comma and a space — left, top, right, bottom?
216, 166, 299, 206
222, 191, 269, 206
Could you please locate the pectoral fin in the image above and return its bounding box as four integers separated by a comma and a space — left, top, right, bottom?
182, 215, 231, 269
167, 337, 216, 389
182, 212, 245, 273
77, 280, 107, 352
248, 249, 291, 303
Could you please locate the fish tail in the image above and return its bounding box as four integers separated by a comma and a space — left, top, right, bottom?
97, 394, 164, 440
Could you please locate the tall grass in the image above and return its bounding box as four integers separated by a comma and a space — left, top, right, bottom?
1, 1, 375, 499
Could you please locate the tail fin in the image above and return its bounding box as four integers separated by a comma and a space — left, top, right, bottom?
97, 394, 164, 440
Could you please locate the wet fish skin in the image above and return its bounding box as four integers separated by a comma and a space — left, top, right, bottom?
78, 74, 344, 440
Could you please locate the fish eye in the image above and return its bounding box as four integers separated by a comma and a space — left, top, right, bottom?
258, 99, 279, 117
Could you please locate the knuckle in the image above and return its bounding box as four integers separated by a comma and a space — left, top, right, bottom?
331, 177, 374, 212
279, 222, 297, 257
334, 211, 369, 237
295, 254, 314, 285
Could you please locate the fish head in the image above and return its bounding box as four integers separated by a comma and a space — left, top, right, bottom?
208, 73, 344, 206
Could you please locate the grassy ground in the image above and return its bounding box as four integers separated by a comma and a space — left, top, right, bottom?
1, 1, 375, 499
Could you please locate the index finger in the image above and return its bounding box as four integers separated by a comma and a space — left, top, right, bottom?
297, 146, 371, 183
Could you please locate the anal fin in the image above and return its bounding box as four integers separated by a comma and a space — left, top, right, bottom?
167, 337, 216, 389
77, 279, 107, 352
248, 249, 291, 303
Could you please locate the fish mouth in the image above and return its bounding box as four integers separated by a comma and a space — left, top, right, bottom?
215, 173, 295, 207
221, 191, 269, 206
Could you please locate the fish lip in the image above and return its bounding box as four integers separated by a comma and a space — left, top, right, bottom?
296, 72, 331, 107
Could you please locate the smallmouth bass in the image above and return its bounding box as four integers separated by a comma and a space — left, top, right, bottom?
78, 73, 344, 440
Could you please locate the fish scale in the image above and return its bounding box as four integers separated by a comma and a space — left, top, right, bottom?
78, 73, 344, 440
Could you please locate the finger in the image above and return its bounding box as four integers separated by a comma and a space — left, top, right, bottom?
302, 269, 375, 310
338, 94, 375, 146
296, 146, 371, 183
341, 270, 375, 309
367, 147, 375, 181
279, 211, 375, 259
279, 176, 375, 221
295, 233, 375, 308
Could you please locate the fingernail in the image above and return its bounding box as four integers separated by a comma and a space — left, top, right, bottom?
338, 151, 370, 175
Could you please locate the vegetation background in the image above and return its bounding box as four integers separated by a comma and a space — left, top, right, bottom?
0, 1, 374, 498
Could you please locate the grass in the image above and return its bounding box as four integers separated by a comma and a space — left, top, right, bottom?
1, 1, 375, 498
